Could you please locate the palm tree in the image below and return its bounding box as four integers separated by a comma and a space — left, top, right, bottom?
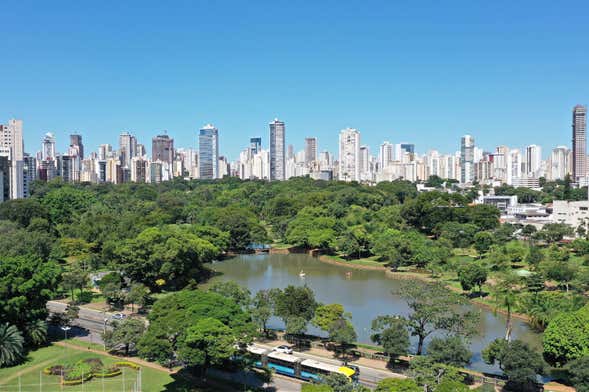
0, 323, 24, 367
26, 320, 47, 347
491, 273, 520, 341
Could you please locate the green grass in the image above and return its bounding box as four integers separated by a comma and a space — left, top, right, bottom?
0, 345, 177, 392
270, 243, 295, 249
323, 254, 386, 267
63, 338, 106, 352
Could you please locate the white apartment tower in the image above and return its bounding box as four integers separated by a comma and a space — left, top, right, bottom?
460, 134, 475, 183
339, 128, 361, 182
269, 118, 285, 181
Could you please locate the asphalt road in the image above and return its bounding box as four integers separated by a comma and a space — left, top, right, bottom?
47, 302, 399, 390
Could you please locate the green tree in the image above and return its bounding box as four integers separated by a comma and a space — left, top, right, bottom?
568, 356, 589, 392
525, 246, 544, 269
397, 282, 479, 355
426, 336, 471, 367
542, 259, 578, 292
138, 289, 254, 366
483, 339, 544, 390
208, 281, 251, 309
457, 263, 488, 294
273, 285, 318, 333
0, 323, 24, 367
251, 289, 273, 335
98, 272, 126, 308
433, 380, 469, 392
473, 231, 494, 256
490, 273, 521, 341
126, 282, 151, 313
312, 304, 349, 332
113, 225, 219, 290
177, 317, 236, 375
103, 318, 146, 355
543, 307, 589, 366
328, 318, 357, 358
375, 378, 420, 392
408, 356, 463, 392
25, 320, 47, 347
371, 316, 410, 359
0, 256, 60, 339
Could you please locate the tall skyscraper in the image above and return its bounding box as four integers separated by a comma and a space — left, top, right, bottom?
199, 124, 219, 179
69, 134, 84, 158
572, 105, 587, 181
250, 137, 262, 155
269, 119, 285, 181
460, 134, 475, 184
119, 132, 137, 168
525, 144, 542, 177
379, 141, 394, 171
339, 128, 361, 182
41, 133, 56, 160
152, 134, 174, 165
304, 137, 317, 165
549, 146, 570, 181
6, 119, 24, 199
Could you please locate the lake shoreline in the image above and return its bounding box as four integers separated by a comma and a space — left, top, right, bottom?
316, 253, 533, 323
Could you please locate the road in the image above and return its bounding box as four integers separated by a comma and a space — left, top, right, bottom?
46, 301, 303, 391
47, 300, 112, 335
253, 342, 399, 388
47, 301, 401, 389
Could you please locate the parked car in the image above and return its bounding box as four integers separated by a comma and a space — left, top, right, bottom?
111, 313, 126, 320
273, 345, 293, 354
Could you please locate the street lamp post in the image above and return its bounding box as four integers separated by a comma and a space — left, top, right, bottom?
103, 318, 108, 351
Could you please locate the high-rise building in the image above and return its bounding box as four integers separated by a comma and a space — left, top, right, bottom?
69, 134, 84, 159
41, 133, 56, 161
400, 143, 415, 154
572, 105, 587, 181
304, 137, 317, 165
269, 119, 285, 181
98, 144, 112, 161
152, 134, 174, 166
0, 155, 9, 202
199, 124, 219, 179
339, 128, 361, 182
23, 154, 36, 198
525, 144, 542, 177
3, 119, 25, 199
119, 132, 137, 168
460, 134, 475, 184
549, 146, 570, 181
250, 137, 262, 155
379, 141, 394, 171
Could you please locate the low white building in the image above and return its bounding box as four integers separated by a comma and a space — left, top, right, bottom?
552, 200, 589, 228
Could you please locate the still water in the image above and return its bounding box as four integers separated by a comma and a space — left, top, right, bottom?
209, 253, 542, 374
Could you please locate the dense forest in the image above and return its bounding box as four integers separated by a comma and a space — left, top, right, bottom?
4, 177, 589, 391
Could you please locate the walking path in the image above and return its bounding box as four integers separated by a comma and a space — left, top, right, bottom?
0, 355, 67, 385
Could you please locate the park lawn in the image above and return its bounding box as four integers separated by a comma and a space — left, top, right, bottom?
0, 345, 177, 392
63, 338, 106, 352
324, 254, 386, 267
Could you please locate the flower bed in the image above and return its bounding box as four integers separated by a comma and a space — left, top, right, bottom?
42, 357, 141, 386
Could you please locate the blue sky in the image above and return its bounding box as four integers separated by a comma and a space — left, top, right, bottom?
1, 0, 588, 160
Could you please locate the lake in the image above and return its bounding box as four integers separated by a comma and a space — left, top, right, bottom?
209, 253, 542, 374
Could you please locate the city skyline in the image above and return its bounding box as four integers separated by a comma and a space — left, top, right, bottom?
5, 107, 588, 164
2, 1, 588, 160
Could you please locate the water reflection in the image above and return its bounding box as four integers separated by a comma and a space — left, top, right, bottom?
209, 254, 542, 374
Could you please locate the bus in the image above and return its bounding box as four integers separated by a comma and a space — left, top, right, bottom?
246, 346, 358, 382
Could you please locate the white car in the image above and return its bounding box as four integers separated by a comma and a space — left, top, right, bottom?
111, 313, 126, 320
273, 345, 293, 354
